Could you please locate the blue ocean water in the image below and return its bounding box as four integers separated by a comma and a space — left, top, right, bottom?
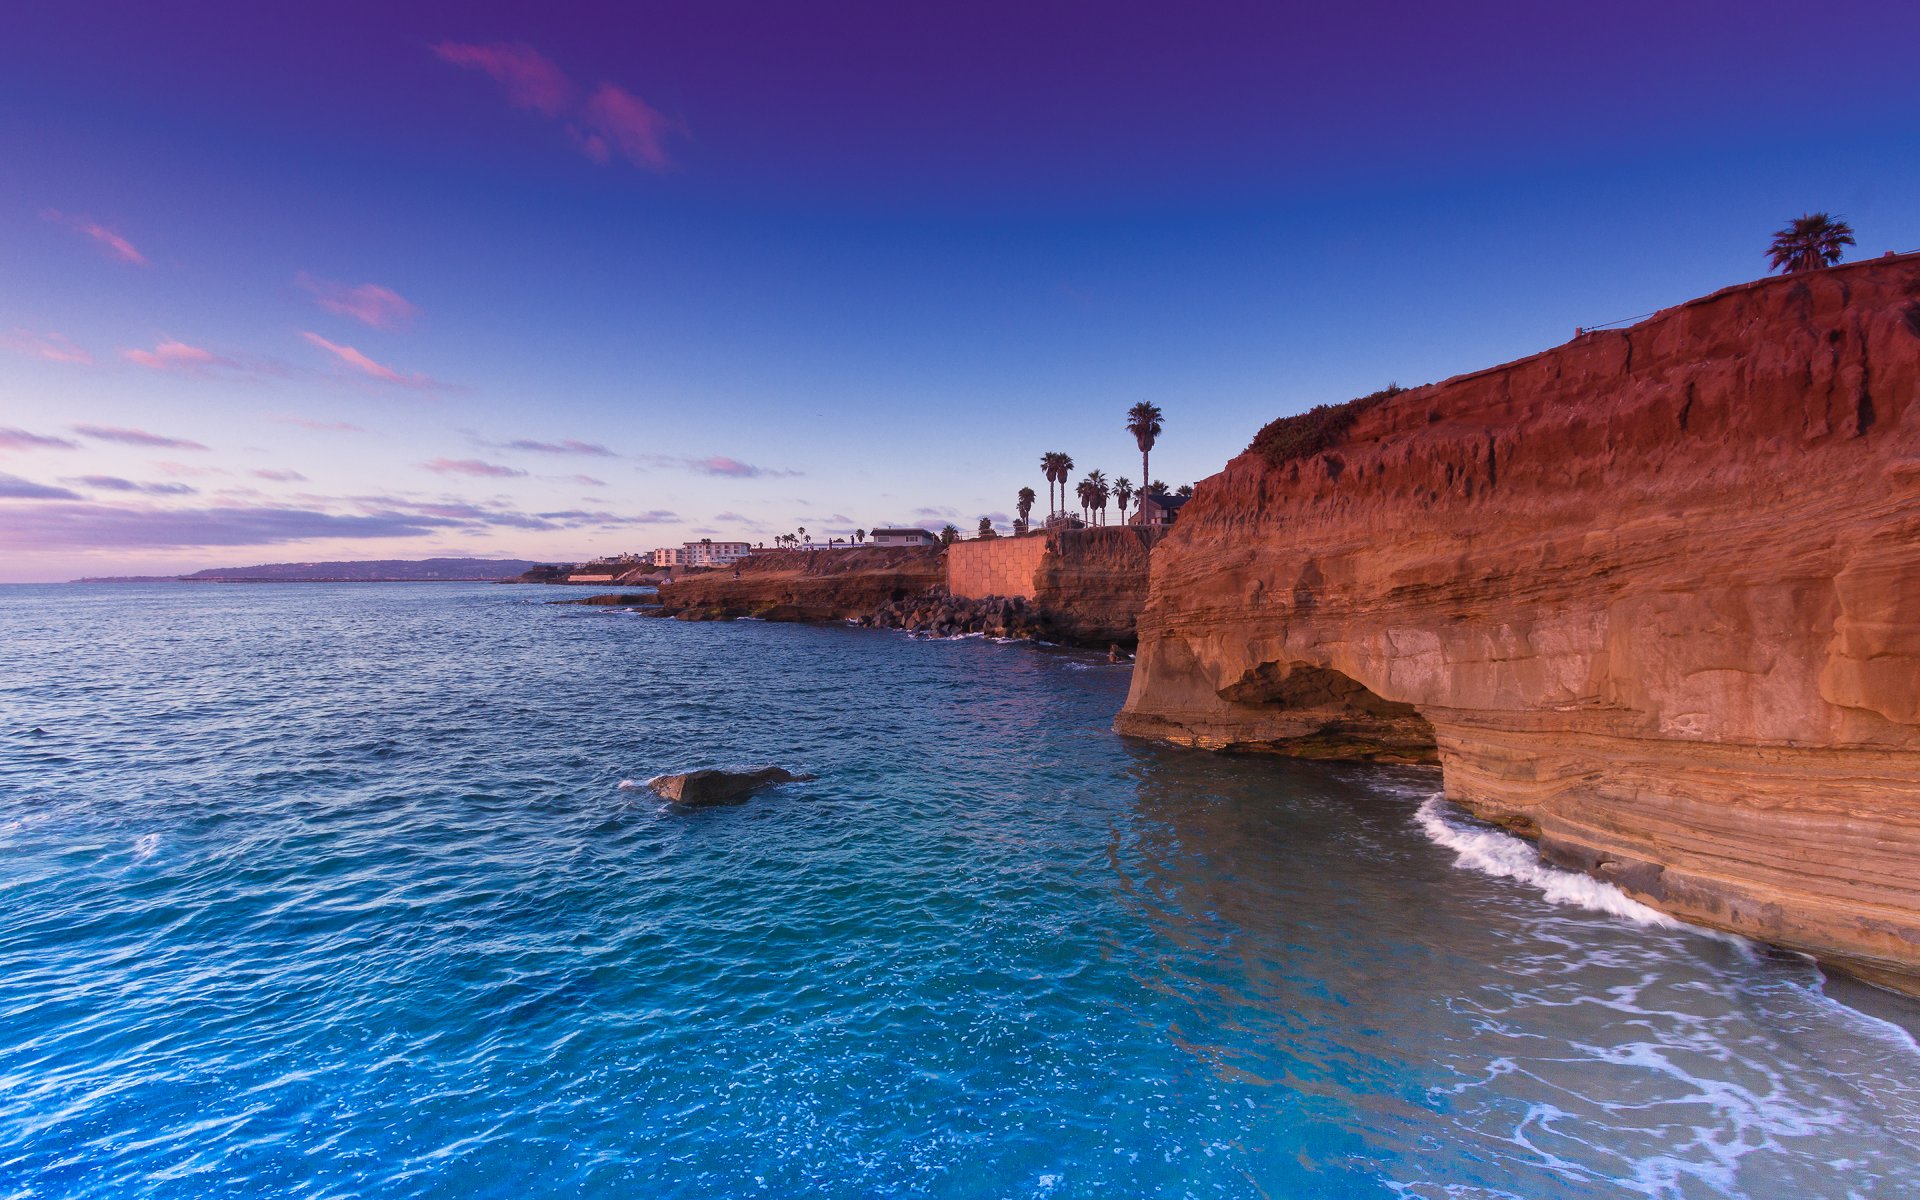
1, 583, 1916, 1200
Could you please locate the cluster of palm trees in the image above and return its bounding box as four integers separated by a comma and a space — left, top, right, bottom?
1022, 402, 1170, 530
773, 527, 869, 550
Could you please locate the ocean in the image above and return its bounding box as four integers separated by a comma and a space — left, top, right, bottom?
1, 583, 1915, 1199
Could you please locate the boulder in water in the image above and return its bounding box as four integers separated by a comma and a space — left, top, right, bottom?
645, 767, 815, 807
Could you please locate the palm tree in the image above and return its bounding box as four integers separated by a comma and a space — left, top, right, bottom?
855, 528, 866, 544
1085, 469, 1108, 525
1126, 402, 1163, 498
1175, 483, 1193, 497
977, 516, 996, 539
1113, 476, 1134, 525
939, 523, 959, 546
1016, 486, 1036, 531
1043, 452, 1075, 517
1040, 452, 1069, 516
1768, 213, 1855, 274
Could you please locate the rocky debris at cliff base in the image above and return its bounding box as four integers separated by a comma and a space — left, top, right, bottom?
636, 767, 816, 807
858, 590, 1052, 640
549, 593, 661, 606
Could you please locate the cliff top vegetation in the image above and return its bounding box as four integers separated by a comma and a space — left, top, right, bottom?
1249, 385, 1407, 467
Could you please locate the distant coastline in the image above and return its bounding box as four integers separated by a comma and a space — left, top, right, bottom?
71, 557, 549, 584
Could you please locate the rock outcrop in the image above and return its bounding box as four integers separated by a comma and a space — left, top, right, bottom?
658, 547, 944, 622
643, 767, 815, 807
1117, 254, 1920, 990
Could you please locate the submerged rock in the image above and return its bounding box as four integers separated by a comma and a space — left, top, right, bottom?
644, 767, 815, 807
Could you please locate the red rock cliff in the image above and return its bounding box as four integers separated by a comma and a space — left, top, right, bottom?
1116, 255, 1920, 990
659, 547, 943, 621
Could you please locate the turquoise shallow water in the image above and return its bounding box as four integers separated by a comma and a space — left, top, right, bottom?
1, 583, 1917, 1199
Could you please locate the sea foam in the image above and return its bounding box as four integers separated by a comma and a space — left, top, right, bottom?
1414, 794, 1679, 928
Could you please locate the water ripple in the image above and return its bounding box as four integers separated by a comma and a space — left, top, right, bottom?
0, 583, 1915, 1199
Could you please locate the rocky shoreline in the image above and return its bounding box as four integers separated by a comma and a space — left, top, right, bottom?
1118, 254, 1920, 993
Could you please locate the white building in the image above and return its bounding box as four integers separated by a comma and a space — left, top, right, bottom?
869, 527, 939, 547
653, 539, 754, 568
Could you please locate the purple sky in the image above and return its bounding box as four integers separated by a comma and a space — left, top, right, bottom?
3, 1, 1917, 580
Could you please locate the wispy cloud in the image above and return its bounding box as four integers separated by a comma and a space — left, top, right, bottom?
72, 424, 209, 451
0, 427, 80, 452
297, 273, 418, 330
41, 209, 147, 265
0, 473, 83, 500
0, 502, 462, 551
637, 453, 801, 479
573, 83, 677, 170
121, 338, 227, 373
431, 41, 573, 116
301, 331, 441, 389
433, 41, 681, 171
275, 416, 366, 433
493, 437, 617, 456
69, 475, 197, 496
252, 469, 307, 482
421, 458, 527, 478
914, 505, 959, 518
557, 474, 607, 487
2, 330, 92, 365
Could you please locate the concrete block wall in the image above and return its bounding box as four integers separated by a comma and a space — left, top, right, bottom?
945, 534, 1050, 599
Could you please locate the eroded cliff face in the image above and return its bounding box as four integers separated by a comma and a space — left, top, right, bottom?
658, 547, 943, 621
1032, 527, 1160, 646
1117, 256, 1920, 989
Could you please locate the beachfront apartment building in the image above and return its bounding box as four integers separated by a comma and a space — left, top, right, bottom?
652, 539, 754, 568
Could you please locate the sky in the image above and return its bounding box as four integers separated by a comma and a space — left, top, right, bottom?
2, 0, 1917, 581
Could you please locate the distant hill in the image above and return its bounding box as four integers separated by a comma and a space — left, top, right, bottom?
75, 558, 548, 583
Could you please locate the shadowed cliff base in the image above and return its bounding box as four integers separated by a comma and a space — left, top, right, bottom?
654, 529, 1156, 647
1118, 252, 1920, 993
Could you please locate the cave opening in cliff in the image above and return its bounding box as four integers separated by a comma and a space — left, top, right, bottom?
1216, 662, 1439, 764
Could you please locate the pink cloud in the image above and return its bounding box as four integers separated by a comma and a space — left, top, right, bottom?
301, 331, 440, 389
41, 209, 147, 265
432, 41, 574, 116
122, 338, 226, 372
275, 416, 366, 433
0, 427, 80, 452
72, 424, 209, 451
496, 438, 616, 456
572, 83, 677, 170
636, 453, 801, 479
433, 42, 678, 171
252, 469, 308, 482
421, 458, 527, 478
297, 273, 419, 330
3, 330, 92, 364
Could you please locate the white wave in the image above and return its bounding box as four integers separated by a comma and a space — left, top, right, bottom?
616, 779, 645, 791
1414, 795, 1679, 928
131, 832, 160, 862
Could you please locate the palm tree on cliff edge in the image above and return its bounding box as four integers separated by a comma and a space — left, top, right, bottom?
1768, 213, 1855, 274
1016, 486, 1036, 531
1039, 452, 1068, 517
1113, 476, 1134, 525
1126, 403, 1163, 500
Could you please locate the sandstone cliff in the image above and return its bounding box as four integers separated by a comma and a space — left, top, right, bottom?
657, 547, 943, 622
1031, 527, 1160, 646
1117, 255, 1920, 990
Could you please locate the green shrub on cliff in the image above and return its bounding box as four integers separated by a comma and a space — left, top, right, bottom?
1249, 384, 1406, 467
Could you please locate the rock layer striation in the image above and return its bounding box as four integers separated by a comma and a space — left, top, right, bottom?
1117, 256, 1920, 989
